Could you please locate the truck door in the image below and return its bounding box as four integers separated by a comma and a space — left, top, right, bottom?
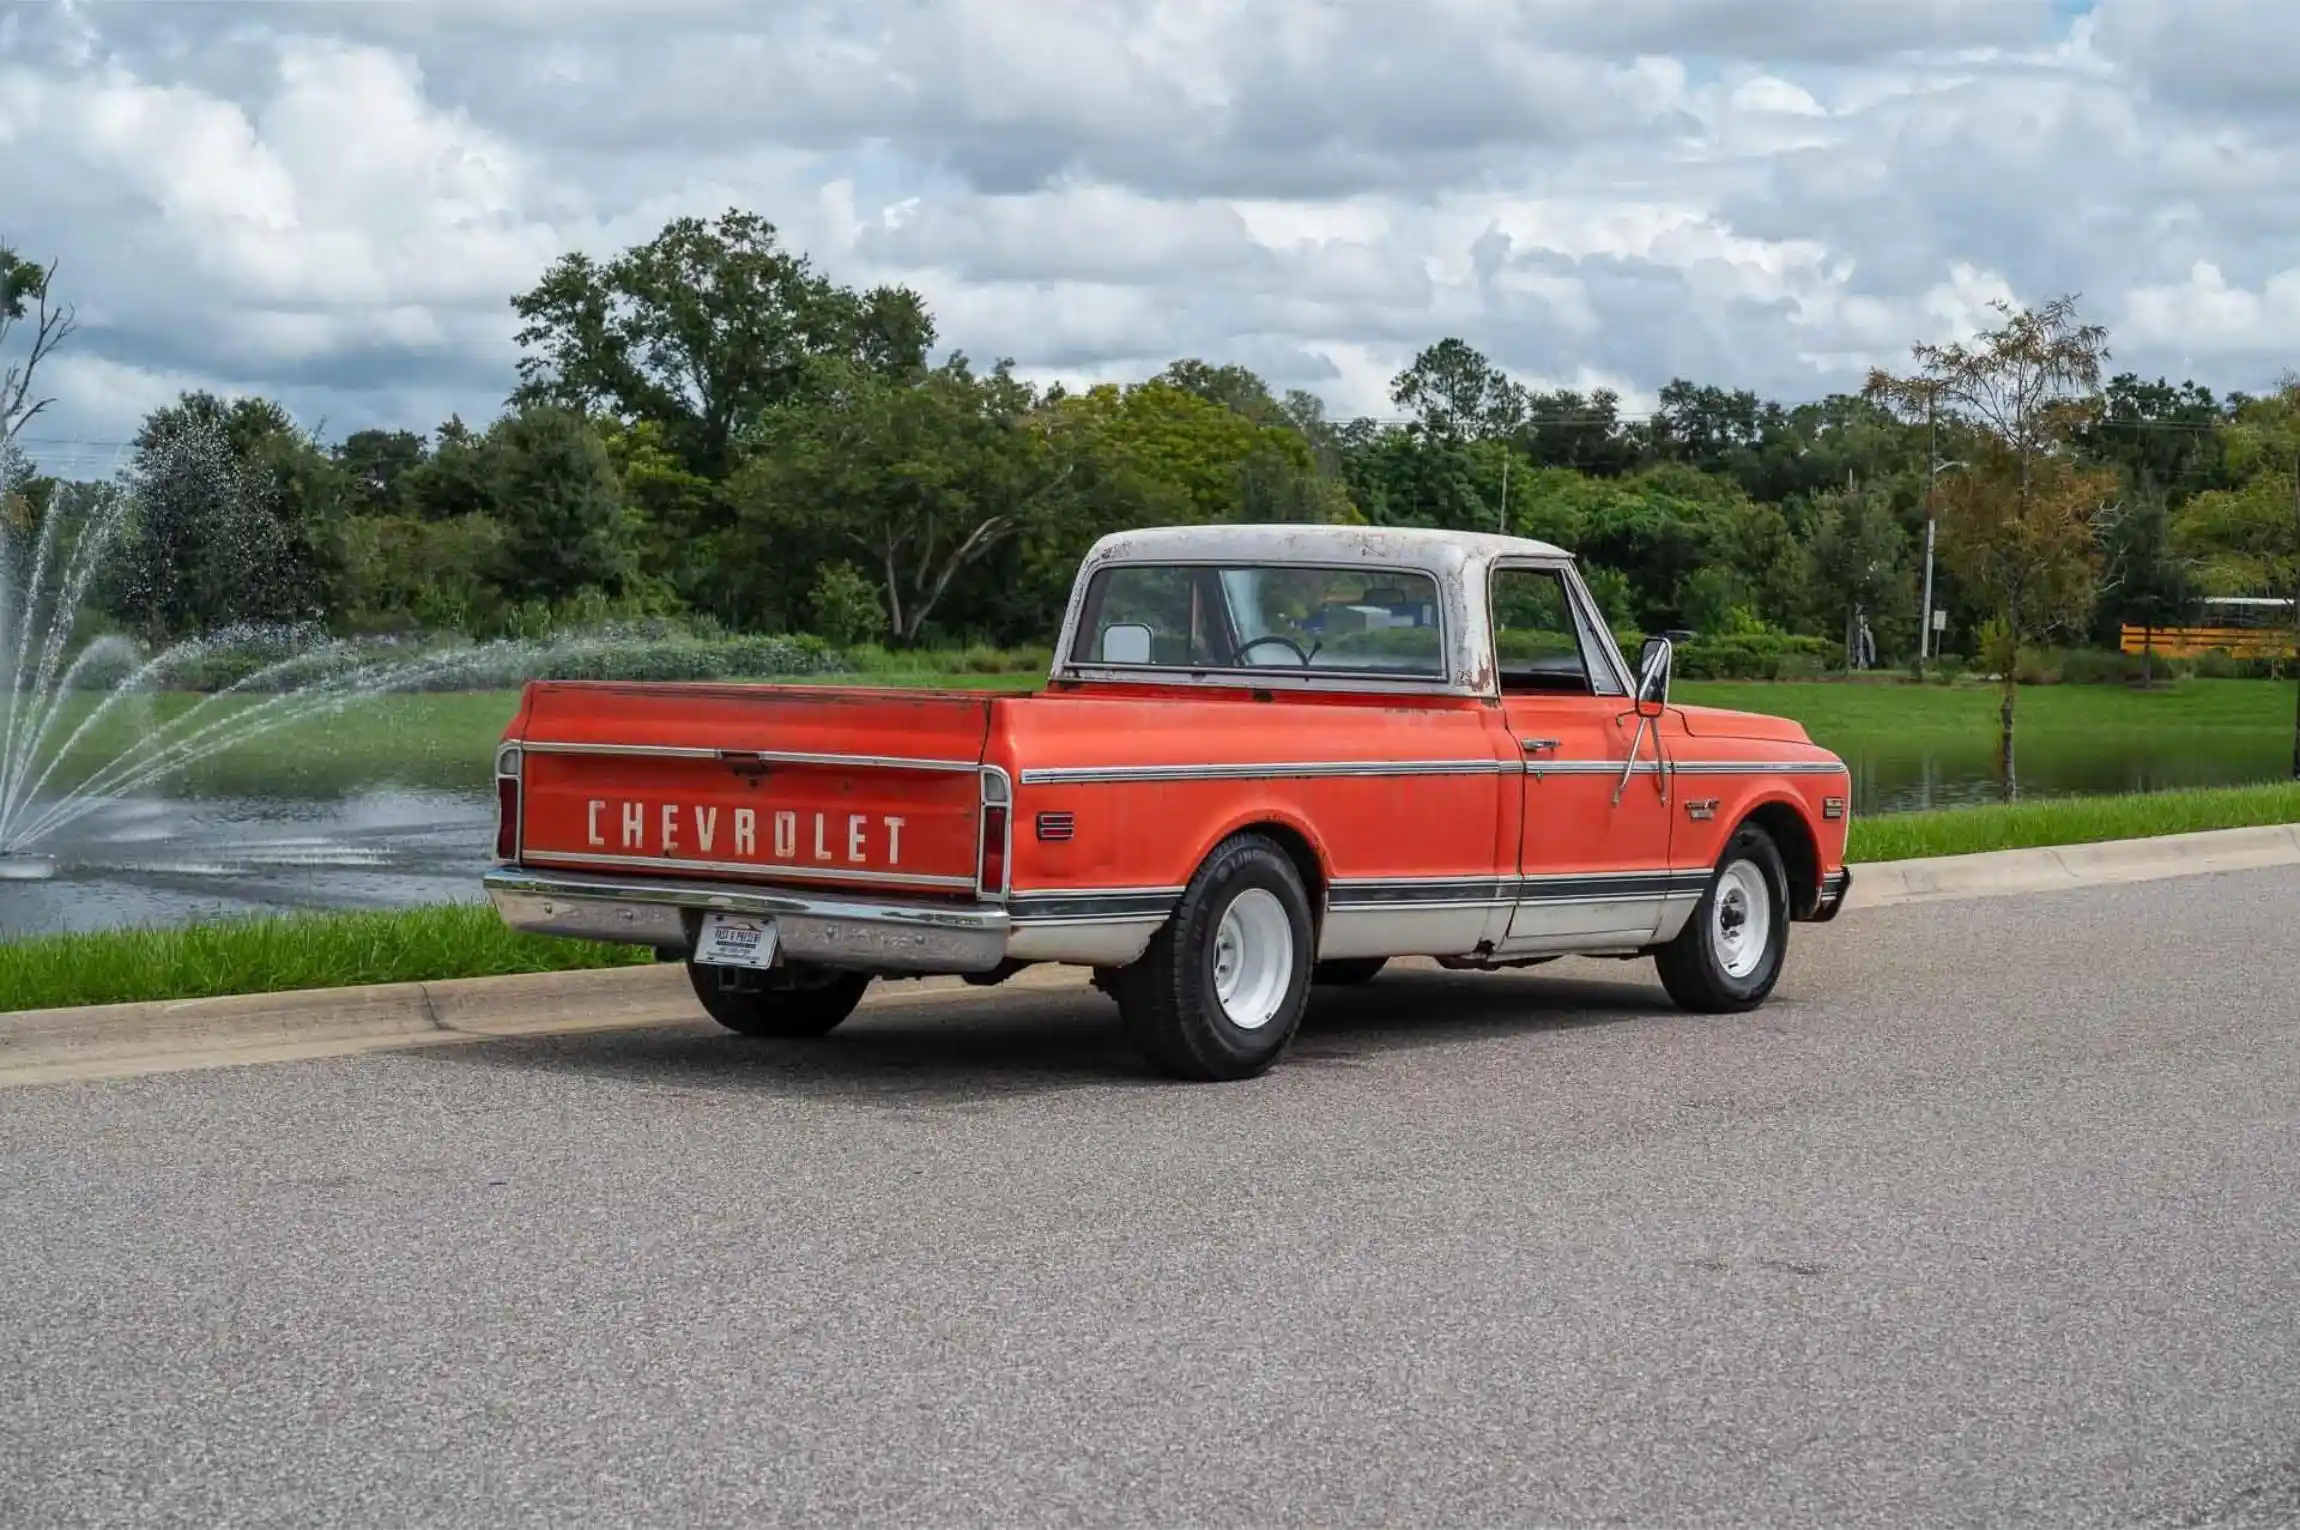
1489, 563, 1675, 951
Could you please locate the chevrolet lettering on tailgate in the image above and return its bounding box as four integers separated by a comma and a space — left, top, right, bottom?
582, 801, 908, 869
486, 526, 1852, 1081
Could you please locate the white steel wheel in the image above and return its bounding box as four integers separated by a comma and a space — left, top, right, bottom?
1654, 822, 1789, 1015
1212, 887, 1294, 1031
1709, 859, 1773, 980
1110, 831, 1314, 1081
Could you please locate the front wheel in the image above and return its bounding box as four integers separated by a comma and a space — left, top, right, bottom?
687, 961, 872, 1038
1654, 824, 1790, 1013
1111, 833, 1314, 1081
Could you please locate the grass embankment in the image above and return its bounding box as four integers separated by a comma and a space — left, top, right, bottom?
0, 903, 650, 1014
8, 778, 2298, 1013
1848, 778, 2300, 862
1677, 676, 2284, 745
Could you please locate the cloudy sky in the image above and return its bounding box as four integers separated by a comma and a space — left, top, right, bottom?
3, 0, 2296, 475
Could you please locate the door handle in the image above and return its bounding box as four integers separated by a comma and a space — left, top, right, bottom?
1520, 738, 1561, 753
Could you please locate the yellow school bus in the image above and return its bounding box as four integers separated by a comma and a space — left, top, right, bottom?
2121, 596, 2297, 659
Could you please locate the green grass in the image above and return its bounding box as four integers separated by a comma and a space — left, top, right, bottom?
1676, 676, 2288, 748
0, 903, 651, 1014
1847, 778, 2300, 862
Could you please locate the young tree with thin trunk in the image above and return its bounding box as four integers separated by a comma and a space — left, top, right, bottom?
0, 246, 74, 449
1868, 297, 2114, 792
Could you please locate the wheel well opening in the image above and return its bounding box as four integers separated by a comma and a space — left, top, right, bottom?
1233, 821, 1328, 931
1745, 802, 1820, 918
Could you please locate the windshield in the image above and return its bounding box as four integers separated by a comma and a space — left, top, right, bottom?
1072, 564, 1445, 679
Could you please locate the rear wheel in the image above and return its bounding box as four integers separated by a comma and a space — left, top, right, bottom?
1654, 824, 1789, 1013
1312, 957, 1387, 986
1111, 833, 1314, 1081
687, 961, 872, 1038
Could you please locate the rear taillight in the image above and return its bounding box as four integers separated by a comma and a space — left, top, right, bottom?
494, 744, 522, 861
977, 767, 1011, 898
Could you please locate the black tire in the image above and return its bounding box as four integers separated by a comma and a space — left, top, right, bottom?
1111, 833, 1315, 1081
1312, 957, 1388, 986
1654, 823, 1790, 1013
686, 961, 872, 1038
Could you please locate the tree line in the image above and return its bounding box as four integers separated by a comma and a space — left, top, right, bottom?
5, 213, 2297, 706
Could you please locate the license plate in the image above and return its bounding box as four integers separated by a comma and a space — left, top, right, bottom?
694, 913, 779, 969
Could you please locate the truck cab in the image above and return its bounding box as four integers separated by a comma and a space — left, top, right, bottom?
487, 525, 1851, 1080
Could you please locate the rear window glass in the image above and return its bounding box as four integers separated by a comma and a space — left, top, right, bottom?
1072, 565, 1445, 679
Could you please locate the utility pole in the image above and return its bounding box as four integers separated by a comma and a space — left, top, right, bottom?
2290, 452, 2299, 778
1499, 450, 1510, 536
1918, 396, 1939, 676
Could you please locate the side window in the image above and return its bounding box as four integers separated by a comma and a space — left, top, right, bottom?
1491, 567, 1609, 695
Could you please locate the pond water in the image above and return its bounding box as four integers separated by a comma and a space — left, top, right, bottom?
1845, 735, 2292, 814
1, 724, 2286, 940
4, 789, 496, 939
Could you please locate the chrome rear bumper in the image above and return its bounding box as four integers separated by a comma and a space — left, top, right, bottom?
483, 866, 1011, 974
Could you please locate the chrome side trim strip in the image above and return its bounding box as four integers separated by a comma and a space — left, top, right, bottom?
1527, 760, 1663, 776
521, 848, 979, 891
1670, 759, 1849, 776
1018, 759, 1508, 785
1017, 756, 1843, 786
1325, 869, 1711, 911
1008, 888, 1186, 923
520, 741, 982, 773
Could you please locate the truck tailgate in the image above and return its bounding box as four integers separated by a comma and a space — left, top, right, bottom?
509, 683, 994, 895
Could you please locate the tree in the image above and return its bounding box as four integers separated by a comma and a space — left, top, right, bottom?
1153, 359, 1287, 426
1869, 297, 2115, 788
2174, 382, 2300, 771
484, 405, 637, 607
2078, 375, 2229, 508
2097, 482, 2194, 683
400, 418, 496, 524
730, 357, 1063, 644
1807, 484, 1916, 665
511, 209, 933, 478
334, 429, 430, 516
1060, 381, 1351, 527
0, 245, 73, 447
1517, 388, 1639, 477
1390, 339, 1527, 444
109, 393, 349, 639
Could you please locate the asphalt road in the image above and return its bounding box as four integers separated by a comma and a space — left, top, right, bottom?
6, 870, 2300, 1528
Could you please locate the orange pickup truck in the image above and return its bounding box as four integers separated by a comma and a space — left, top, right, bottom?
486, 526, 1851, 1080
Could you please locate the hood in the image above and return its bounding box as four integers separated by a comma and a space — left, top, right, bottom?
1669, 703, 1813, 745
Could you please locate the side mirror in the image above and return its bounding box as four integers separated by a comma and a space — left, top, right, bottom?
1099, 622, 1153, 665
1634, 635, 1673, 719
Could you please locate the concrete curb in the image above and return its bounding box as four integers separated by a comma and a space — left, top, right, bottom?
8, 822, 2299, 1085
0, 956, 1090, 1087
1840, 822, 2300, 911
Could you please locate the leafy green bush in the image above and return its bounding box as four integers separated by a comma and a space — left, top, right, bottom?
2192, 650, 2277, 680
1670, 632, 1836, 681
808, 562, 886, 648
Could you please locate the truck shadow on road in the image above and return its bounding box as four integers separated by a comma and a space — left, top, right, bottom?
417, 966, 1679, 1106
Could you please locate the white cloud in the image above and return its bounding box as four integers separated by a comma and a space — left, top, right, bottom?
4, 0, 2299, 471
